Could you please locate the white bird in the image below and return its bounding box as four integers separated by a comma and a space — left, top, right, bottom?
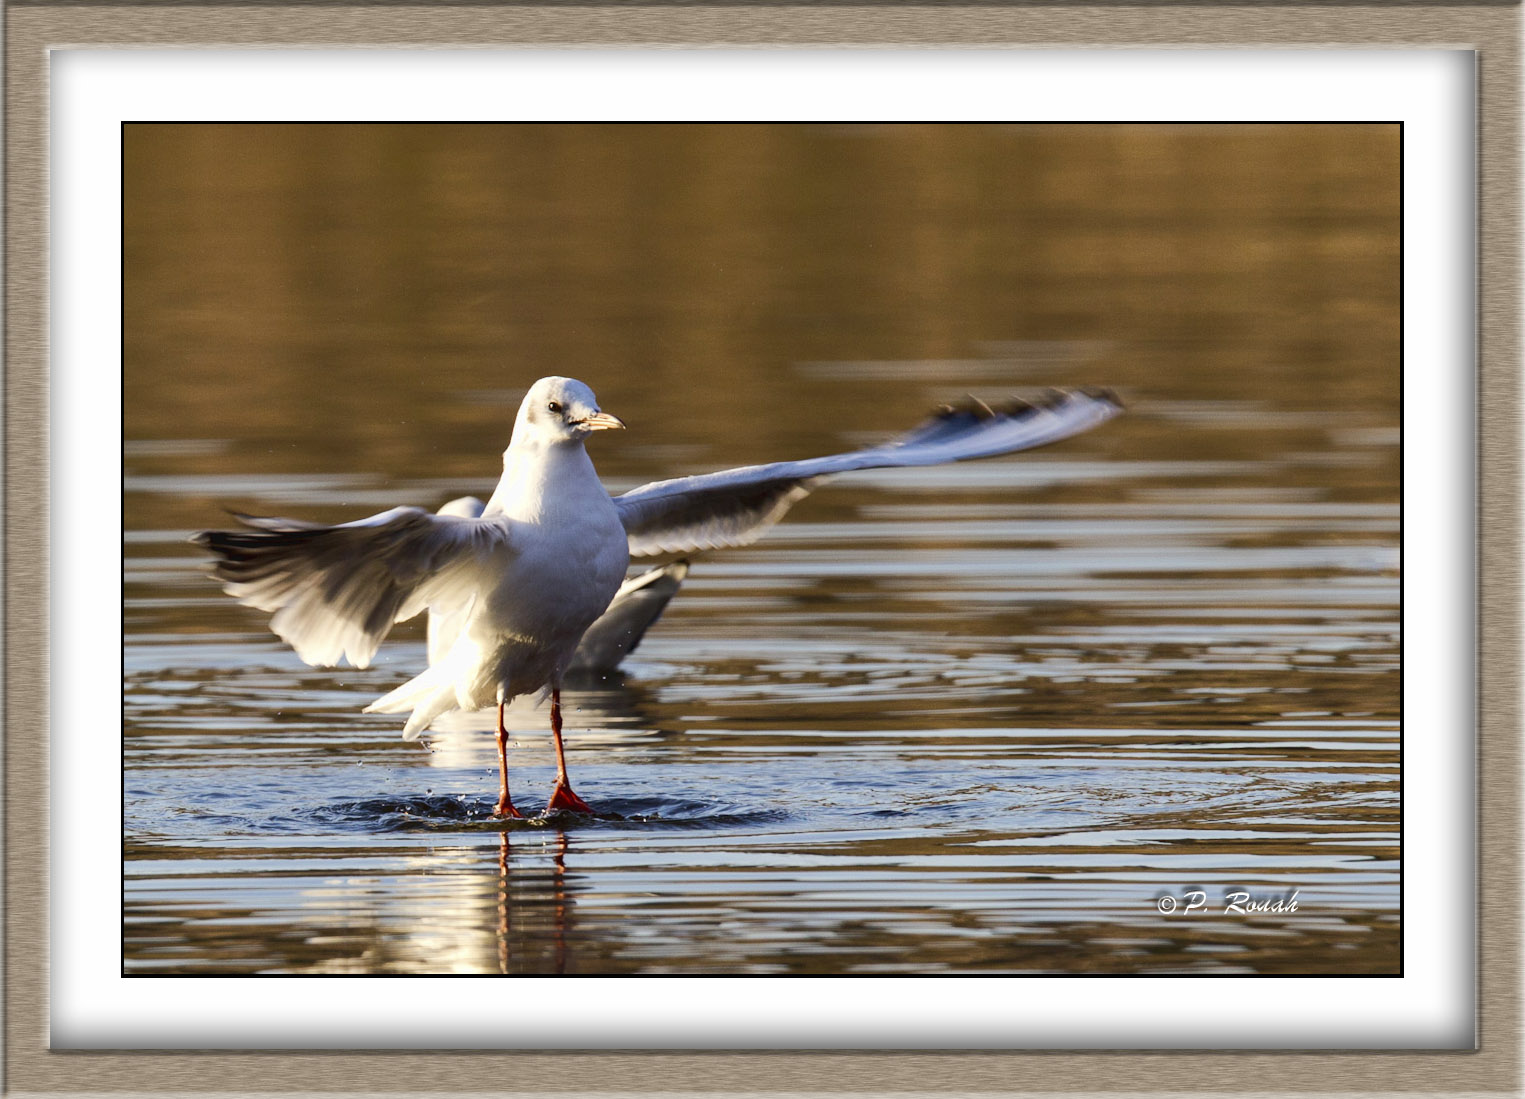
196, 376, 1121, 818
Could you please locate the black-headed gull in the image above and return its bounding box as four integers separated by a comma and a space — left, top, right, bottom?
196, 376, 1121, 818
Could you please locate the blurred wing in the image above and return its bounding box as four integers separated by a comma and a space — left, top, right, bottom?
194, 505, 511, 669
613, 387, 1122, 558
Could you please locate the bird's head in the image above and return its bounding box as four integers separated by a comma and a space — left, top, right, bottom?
513, 376, 625, 446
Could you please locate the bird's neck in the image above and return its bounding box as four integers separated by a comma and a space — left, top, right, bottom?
484, 438, 603, 522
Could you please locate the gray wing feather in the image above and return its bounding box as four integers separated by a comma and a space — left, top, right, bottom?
194, 505, 508, 669
614, 387, 1121, 559
570, 561, 689, 673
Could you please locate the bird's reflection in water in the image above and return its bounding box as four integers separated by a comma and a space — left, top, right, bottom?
495, 828, 572, 976
496, 832, 511, 975
424, 669, 663, 975
390, 664, 679, 975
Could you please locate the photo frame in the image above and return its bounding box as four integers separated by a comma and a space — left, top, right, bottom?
9, 3, 1518, 1095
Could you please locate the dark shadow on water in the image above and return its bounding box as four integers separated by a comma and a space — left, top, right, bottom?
299, 794, 790, 833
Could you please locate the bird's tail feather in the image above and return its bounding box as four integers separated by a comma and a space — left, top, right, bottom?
364, 665, 460, 740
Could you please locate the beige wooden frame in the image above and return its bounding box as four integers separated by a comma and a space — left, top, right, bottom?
8, 6, 1517, 1095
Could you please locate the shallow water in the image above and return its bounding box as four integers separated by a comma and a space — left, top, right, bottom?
123, 123, 1399, 975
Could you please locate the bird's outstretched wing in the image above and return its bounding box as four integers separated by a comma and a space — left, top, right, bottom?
613, 387, 1122, 559
194, 507, 511, 669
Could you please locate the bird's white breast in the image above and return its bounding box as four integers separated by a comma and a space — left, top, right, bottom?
468, 440, 630, 700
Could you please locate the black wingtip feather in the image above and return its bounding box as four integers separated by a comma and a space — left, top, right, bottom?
192, 517, 336, 593
889, 387, 1123, 453
947, 386, 1123, 418
1076, 385, 1124, 410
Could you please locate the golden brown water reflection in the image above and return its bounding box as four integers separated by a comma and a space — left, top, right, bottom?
124, 123, 1398, 975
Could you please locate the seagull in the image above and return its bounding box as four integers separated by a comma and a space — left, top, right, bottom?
195, 376, 1121, 819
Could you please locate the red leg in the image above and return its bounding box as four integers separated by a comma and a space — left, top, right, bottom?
545, 689, 594, 814
494, 700, 523, 819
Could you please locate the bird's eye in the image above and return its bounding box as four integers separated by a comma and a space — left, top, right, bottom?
547, 401, 562, 415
